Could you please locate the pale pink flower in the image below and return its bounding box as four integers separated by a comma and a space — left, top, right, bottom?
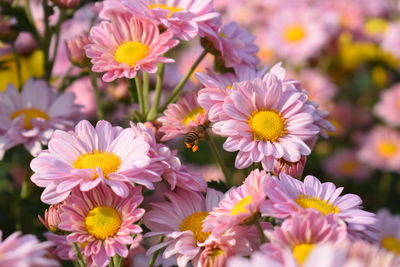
227, 252, 282, 267
39, 202, 63, 232
122, 0, 220, 40
201, 21, 259, 68
143, 188, 224, 267
130, 122, 207, 192
58, 184, 145, 267
261, 210, 347, 265
324, 149, 370, 181
0, 79, 82, 159
203, 170, 270, 236
376, 209, 400, 255
44, 232, 76, 261
158, 90, 208, 142
262, 174, 377, 241
30, 120, 160, 204
381, 22, 400, 58
374, 84, 400, 126
357, 126, 400, 171
0, 230, 59, 266
213, 74, 320, 170
65, 77, 96, 117
272, 156, 307, 179
85, 14, 179, 82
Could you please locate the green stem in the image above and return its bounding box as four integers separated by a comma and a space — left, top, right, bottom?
112, 255, 123, 267
142, 72, 150, 113
161, 50, 207, 111
89, 72, 104, 120
204, 131, 231, 186
147, 63, 165, 121
135, 74, 145, 117
148, 236, 165, 267
379, 172, 392, 205
254, 220, 266, 244
72, 243, 86, 267
11, 43, 23, 90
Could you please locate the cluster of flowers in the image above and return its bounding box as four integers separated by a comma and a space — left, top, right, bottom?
0, 0, 399, 267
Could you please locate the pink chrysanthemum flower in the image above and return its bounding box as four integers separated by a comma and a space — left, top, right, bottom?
130, 122, 207, 192
143, 188, 224, 267
122, 0, 220, 40
262, 174, 377, 240
0, 230, 59, 266
31, 120, 160, 204
203, 169, 270, 236
374, 84, 400, 126
85, 15, 179, 82
357, 126, 400, 171
381, 22, 400, 58
0, 79, 82, 159
261, 210, 347, 266
324, 149, 370, 181
158, 90, 208, 142
44, 232, 76, 261
272, 156, 307, 179
201, 21, 259, 68
376, 209, 400, 255
213, 74, 320, 170
58, 184, 145, 267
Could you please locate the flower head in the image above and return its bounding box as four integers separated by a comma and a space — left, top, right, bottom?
324, 149, 370, 181
31, 120, 160, 204
376, 209, 400, 255
374, 84, 400, 127
58, 184, 145, 267
0, 79, 82, 159
86, 15, 179, 82
262, 174, 377, 240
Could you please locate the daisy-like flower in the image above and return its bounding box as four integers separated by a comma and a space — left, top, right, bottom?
324, 149, 370, 181
0, 79, 82, 159
381, 22, 400, 58
85, 14, 179, 82
122, 0, 220, 40
130, 122, 207, 192
213, 74, 320, 170
44, 232, 76, 261
143, 188, 224, 267
0, 230, 59, 266
158, 90, 208, 142
31, 120, 161, 204
376, 209, 400, 255
203, 169, 270, 236
201, 21, 259, 68
261, 174, 377, 240
261, 210, 347, 266
58, 184, 145, 267
374, 84, 400, 126
357, 126, 400, 171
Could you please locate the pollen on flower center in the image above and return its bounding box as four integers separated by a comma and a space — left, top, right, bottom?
115, 41, 149, 67
293, 243, 315, 265
179, 211, 210, 243
230, 195, 253, 215
85, 206, 121, 240
149, 4, 183, 17
182, 107, 205, 125
283, 24, 307, 43
377, 142, 398, 157
381, 236, 400, 254
295, 195, 340, 215
248, 110, 287, 142
10, 108, 49, 130
73, 150, 121, 179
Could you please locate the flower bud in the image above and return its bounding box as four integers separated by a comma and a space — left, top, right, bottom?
273, 156, 307, 179
0, 19, 18, 43
66, 32, 90, 67
38, 203, 63, 232
51, 0, 80, 9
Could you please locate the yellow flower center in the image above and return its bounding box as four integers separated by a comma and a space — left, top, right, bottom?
364, 18, 388, 36
149, 4, 183, 17
381, 236, 400, 254
226, 85, 232, 90
85, 206, 121, 240
10, 108, 49, 130
179, 211, 210, 243
293, 243, 315, 265
339, 161, 358, 175
283, 24, 307, 43
73, 150, 121, 179
210, 248, 224, 259
114, 42, 149, 67
248, 110, 287, 142
182, 107, 205, 125
230, 195, 253, 216
295, 195, 339, 215
378, 142, 398, 158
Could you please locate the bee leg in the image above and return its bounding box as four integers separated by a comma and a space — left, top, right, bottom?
192, 144, 199, 152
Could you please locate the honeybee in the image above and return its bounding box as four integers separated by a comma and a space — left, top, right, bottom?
184, 125, 208, 152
